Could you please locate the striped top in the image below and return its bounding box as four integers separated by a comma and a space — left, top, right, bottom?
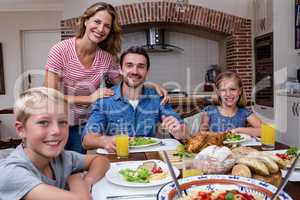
45, 37, 120, 125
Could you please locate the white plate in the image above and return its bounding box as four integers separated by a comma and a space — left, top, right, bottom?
105, 159, 180, 187
223, 133, 251, 144
129, 137, 161, 148
264, 149, 300, 169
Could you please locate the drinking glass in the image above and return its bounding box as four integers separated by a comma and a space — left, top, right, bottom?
115, 129, 129, 159
261, 123, 276, 150
182, 158, 203, 178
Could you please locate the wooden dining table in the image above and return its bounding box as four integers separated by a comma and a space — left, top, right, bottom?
102, 142, 300, 200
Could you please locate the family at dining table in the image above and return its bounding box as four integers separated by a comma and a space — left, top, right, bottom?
0, 1, 263, 199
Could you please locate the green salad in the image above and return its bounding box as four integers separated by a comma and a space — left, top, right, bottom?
224, 134, 242, 142
119, 167, 151, 183
129, 137, 157, 146
173, 144, 194, 159
286, 147, 299, 157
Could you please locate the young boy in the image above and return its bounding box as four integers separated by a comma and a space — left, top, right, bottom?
0, 87, 110, 200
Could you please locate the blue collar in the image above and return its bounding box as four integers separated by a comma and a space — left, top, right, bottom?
112, 82, 153, 101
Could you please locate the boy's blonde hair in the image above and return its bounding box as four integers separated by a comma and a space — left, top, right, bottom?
14, 87, 68, 125
212, 71, 248, 107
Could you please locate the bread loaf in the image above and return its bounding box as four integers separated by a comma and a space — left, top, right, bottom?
237, 157, 269, 176
231, 164, 252, 178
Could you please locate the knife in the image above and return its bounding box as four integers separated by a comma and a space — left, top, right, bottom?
162, 150, 187, 197
106, 193, 156, 199
271, 152, 300, 200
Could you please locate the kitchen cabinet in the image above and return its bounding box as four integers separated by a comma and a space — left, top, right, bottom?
276, 95, 300, 147
286, 97, 300, 147
254, 0, 273, 37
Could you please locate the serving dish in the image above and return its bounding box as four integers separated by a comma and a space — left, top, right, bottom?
157, 175, 293, 200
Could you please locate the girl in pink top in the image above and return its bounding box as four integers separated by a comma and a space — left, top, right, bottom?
44, 2, 167, 153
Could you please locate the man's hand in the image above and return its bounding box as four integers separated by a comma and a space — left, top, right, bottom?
100, 135, 116, 153
161, 115, 184, 139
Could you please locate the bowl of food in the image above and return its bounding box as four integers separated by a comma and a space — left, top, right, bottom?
193, 145, 236, 174
157, 175, 293, 200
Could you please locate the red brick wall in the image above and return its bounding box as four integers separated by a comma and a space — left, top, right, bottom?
61, 2, 252, 98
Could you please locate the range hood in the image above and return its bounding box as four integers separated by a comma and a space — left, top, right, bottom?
142, 27, 184, 52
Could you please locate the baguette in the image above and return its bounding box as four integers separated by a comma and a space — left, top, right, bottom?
265, 153, 289, 169
237, 157, 269, 176
246, 152, 279, 174
231, 146, 258, 159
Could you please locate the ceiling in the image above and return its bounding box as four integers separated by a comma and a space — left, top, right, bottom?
0, 0, 63, 11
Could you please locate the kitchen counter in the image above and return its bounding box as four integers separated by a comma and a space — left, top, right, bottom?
169, 94, 213, 118
277, 91, 300, 98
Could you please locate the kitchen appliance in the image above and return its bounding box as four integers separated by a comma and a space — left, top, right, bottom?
254, 33, 273, 107
205, 65, 218, 83
142, 27, 184, 52
204, 65, 219, 91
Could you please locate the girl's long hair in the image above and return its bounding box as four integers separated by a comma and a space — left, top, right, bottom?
75, 2, 122, 56
212, 70, 248, 107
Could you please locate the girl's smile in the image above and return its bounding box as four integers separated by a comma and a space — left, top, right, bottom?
217, 78, 241, 107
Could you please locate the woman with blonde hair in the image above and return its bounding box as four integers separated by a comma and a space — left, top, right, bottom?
44, 2, 168, 153
200, 71, 261, 136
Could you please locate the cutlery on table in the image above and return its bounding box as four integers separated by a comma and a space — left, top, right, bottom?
106, 193, 156, 199
271, 152, 300, 200
162, 150, 187, 198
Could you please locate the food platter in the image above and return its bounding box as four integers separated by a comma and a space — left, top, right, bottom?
129, 137, 161, 148
105, 160, 180, 187
223, 133, 252, 144
157, 175, 293, 200
264, 149, 300, 169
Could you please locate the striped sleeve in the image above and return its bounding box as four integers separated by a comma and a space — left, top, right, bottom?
45, 42, 64, 76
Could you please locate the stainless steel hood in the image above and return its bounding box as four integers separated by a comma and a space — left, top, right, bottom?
142, 27, 184, 52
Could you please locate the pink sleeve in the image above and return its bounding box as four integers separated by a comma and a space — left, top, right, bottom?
45, 43, 64, 77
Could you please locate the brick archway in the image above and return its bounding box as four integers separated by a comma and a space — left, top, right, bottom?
61, 2, 252, 98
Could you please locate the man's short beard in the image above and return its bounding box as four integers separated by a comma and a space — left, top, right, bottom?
123, 78, 143, 88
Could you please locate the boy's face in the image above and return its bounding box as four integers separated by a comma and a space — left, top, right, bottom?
16, 99, 69, 160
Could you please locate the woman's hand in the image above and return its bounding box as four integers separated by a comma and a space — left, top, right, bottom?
90, 88, 115, 102
144, 82, 169, 104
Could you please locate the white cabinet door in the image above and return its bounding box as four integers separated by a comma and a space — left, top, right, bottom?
275, 95, 287, 143
286, 97, 300, 147
21, 30, 60, 90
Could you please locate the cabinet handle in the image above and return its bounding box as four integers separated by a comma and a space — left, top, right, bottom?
296, 103, 299, 117
292, 102, 296, 116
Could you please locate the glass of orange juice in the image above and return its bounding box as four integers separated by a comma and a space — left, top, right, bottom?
115, 129, 129, 159
261, 123, 276, 150
182, 158, 203, 178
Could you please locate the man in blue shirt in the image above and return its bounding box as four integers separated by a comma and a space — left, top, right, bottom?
82, 46, 188, 152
